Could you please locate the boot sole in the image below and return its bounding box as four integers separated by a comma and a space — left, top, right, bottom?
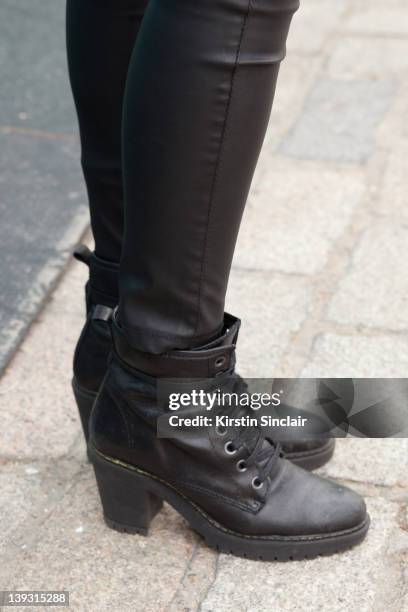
89, 443, 370, 562
285, 439, 335, 471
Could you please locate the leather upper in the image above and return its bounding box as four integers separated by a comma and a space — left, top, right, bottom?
90, 328, 367, 537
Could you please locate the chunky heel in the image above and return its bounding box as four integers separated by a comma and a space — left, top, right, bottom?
72, 378, 96, 443
91, 447, 163, 535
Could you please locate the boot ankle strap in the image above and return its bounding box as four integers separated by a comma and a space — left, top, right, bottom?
112, 313, 241, 379
92, 304, 114, 322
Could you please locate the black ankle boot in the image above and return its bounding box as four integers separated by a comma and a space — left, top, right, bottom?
72, 245, 119, 440
72, 246, 334, 469
88, 314, 369, 561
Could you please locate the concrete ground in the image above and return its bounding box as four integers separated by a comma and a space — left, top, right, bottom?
1, 0, 408, 610
0, 0, 87, 374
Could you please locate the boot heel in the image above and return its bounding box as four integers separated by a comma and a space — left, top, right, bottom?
91, 449, 163, 535
72, 378, 96, 443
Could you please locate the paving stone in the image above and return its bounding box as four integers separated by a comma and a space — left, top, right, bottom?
0, 470, 202, 612
264, 56, 322, 148
233, 158, 364, 275
377, 82, 408, 151
320, 439, 408, 489
3, 459, 406, 612
345, 7, 408, 36
327, 37, 408, 81
377, 142, 408, 220
327, 224, 408, 331
0, 460, 82, 554
226, 269, 313, 377
403, 589, 408, 612
0, 260, 87, 460
0, 0, 77, 132
302, 333, 408, 378
168, 543, 218, 612
200, 497, 407, 612
288, 0, 348, 55
279, 78, 394, 162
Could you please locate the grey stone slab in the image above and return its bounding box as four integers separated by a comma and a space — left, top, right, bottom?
302, 333, 408, 378
377, 81, 408, 152
200, 497, 407, 612
377, 142, 408, 221
226, 268, 313, 377
0, 470, 202, 612
264, 56, 322, 149
233, 157, 364, 275
320, 439, 408, 489
0, 131, 88, 373
327, 224, 408, 331
0, 0, 77, 132
288, 0, 348, 55
0, 459, 82, 554
327, 37, 408, 81
345, 7, 408, 35
279, 78, 394, 162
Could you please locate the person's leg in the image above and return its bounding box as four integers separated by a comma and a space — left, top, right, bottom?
66, 0, 148, 439
66, 0, 334, 473
89, 0, 369, 560
66, 0, 148, 266
119, 0, 299, 353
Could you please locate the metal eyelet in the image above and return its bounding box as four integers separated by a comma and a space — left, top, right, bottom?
251, 477, 264, 490
216, 425, 227, 437
224, 441, 237, 455
236, 459, 247, 472
215, 356, 226, 368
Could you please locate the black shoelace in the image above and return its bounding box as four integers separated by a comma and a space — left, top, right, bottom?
216, 374, 282, 487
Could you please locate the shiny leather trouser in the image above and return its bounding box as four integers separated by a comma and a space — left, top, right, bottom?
66, 0, 299, 353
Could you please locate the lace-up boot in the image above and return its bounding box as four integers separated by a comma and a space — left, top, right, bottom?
88, 313, 369, 560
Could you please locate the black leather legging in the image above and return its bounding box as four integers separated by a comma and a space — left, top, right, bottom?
66, 0, 299, 353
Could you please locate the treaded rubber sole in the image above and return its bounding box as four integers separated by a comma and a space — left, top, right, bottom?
89, 443, 370, 562
285, 439, 336, 471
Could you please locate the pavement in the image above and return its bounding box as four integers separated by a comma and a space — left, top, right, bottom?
1, 0, 408, 611
0, 0, 88, 374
